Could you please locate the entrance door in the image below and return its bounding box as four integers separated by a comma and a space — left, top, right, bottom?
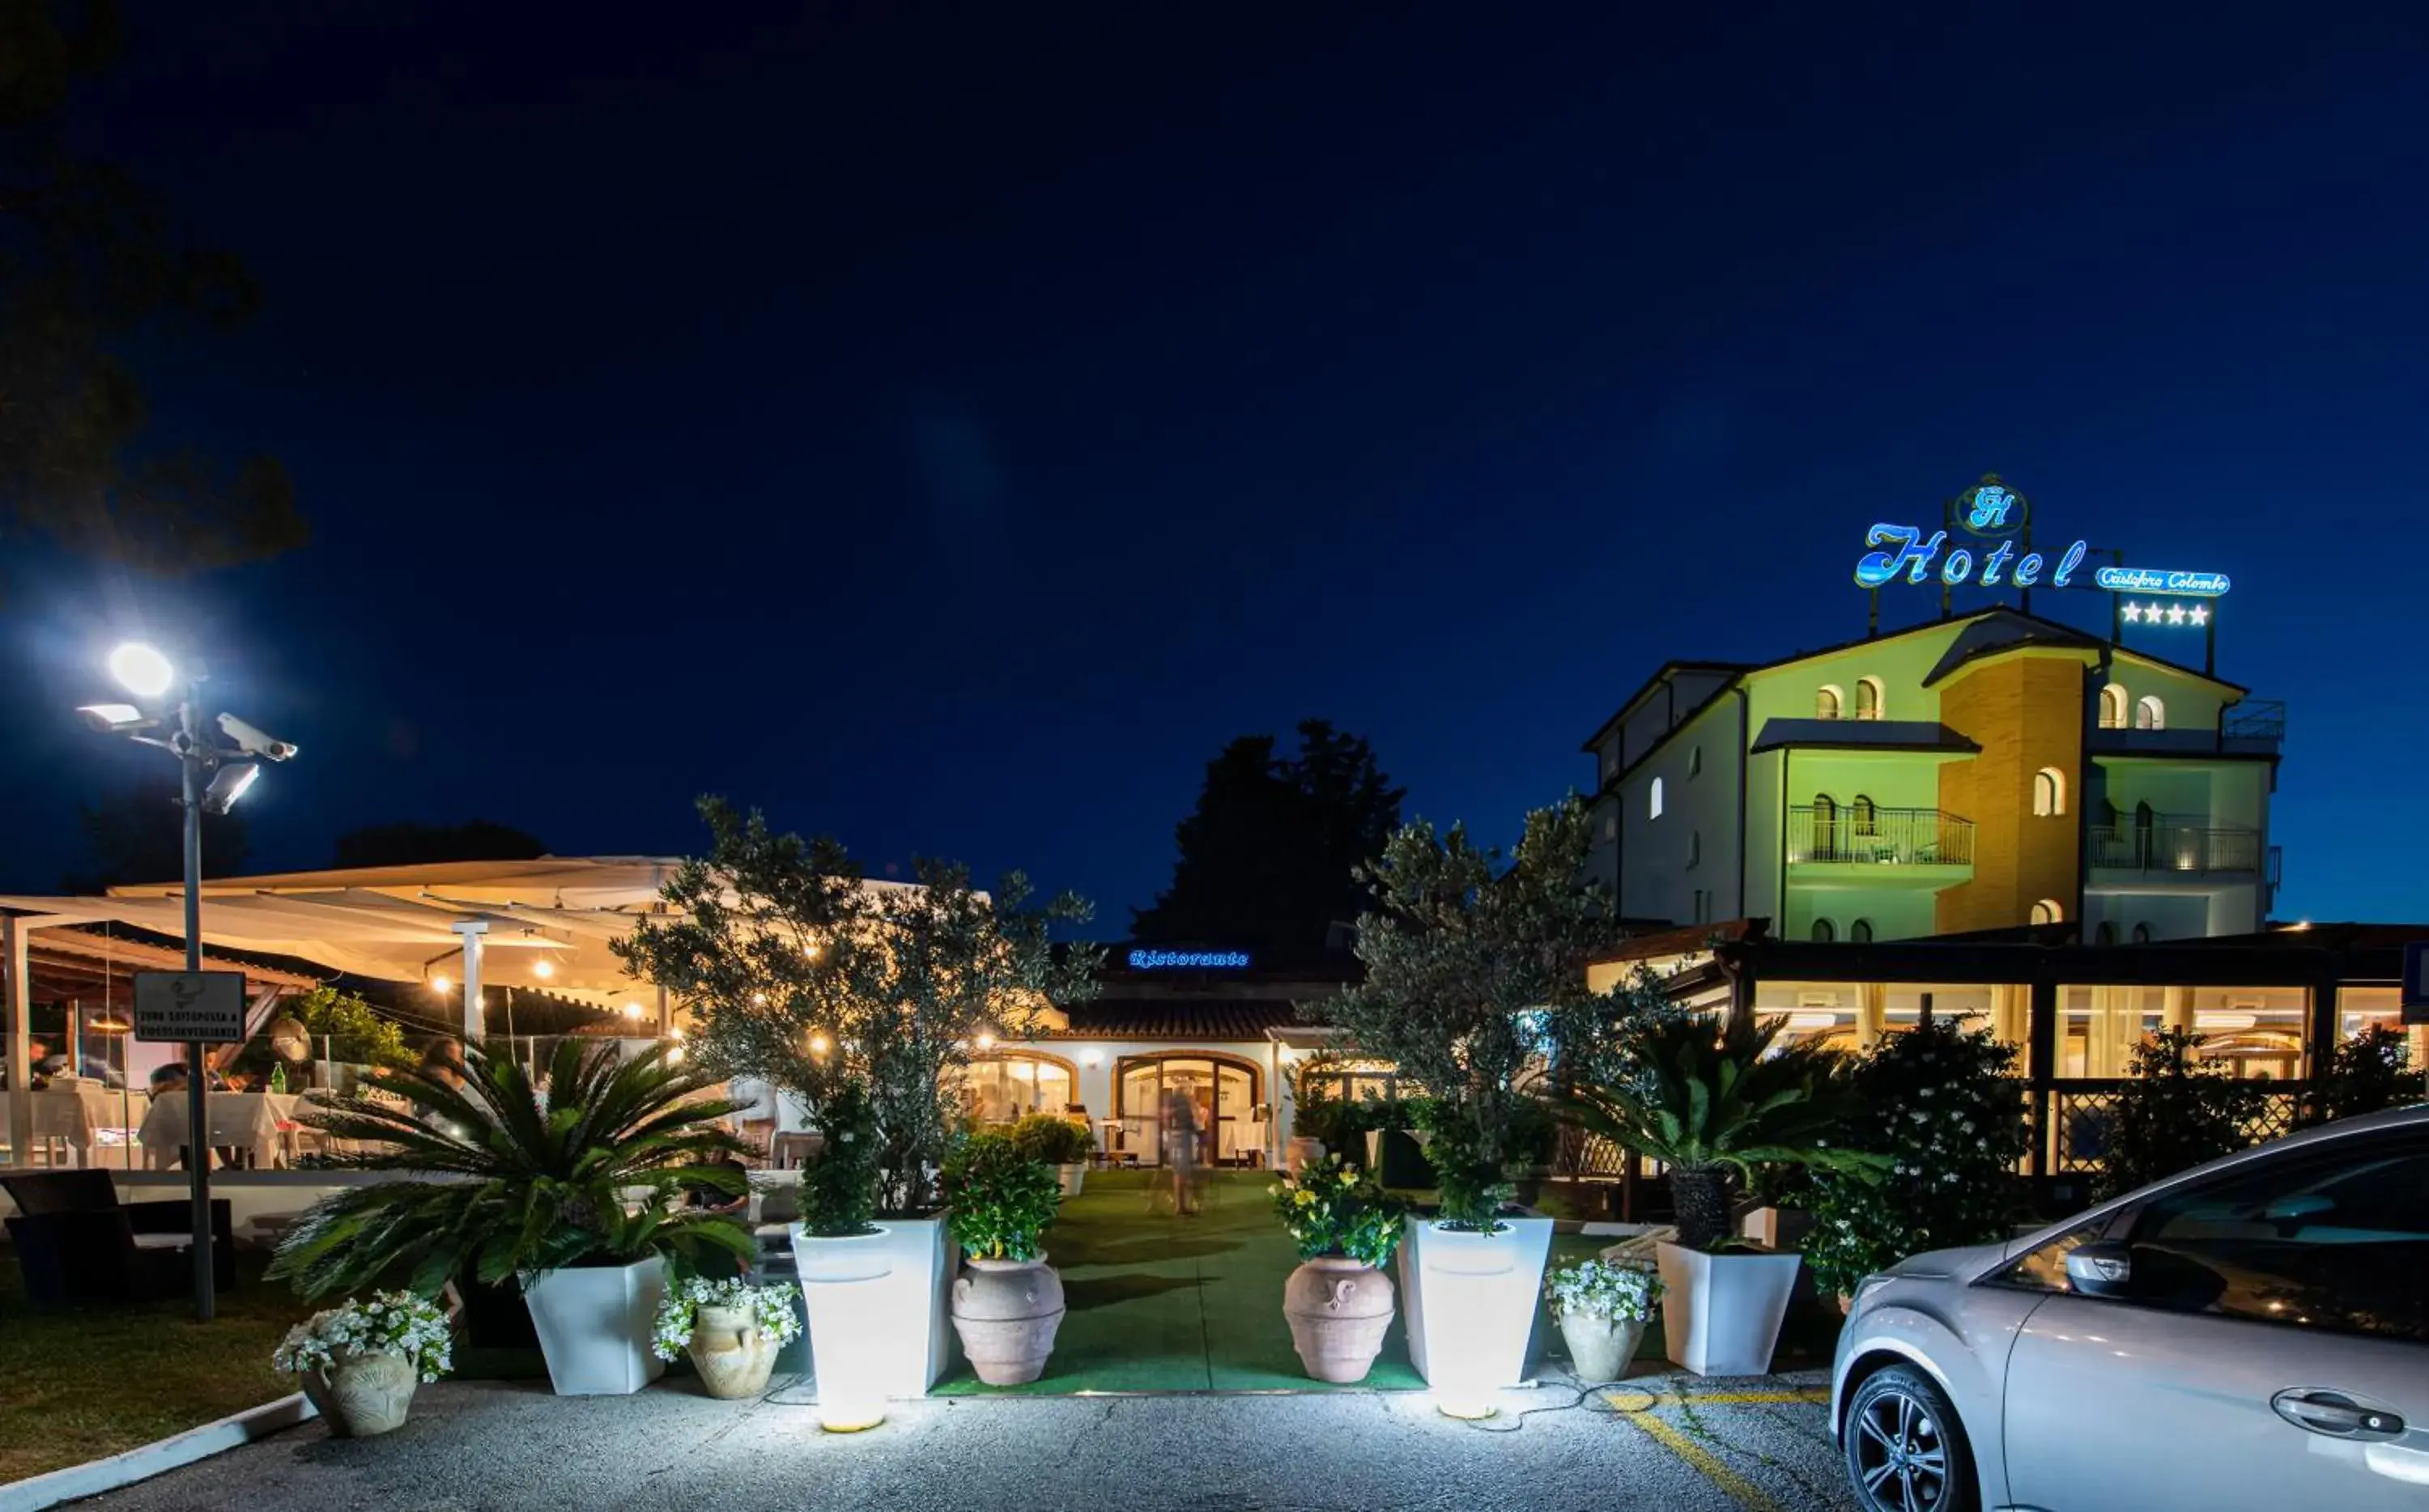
1115, 1056, 1257, 1166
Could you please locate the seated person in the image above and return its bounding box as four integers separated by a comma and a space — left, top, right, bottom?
2, 1038, 54, 1091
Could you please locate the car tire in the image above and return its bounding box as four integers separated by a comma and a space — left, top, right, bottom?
1844, 1364, 1976, 1512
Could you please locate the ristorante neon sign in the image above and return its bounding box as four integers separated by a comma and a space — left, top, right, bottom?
1853, 477, 2229, 599
1128, 949, 1251, 970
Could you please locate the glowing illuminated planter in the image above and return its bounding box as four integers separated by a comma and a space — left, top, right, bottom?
789, 1218, 959, 1408
1396, 1217, 1554, 1419
1654, 1242, 1800, 1378
522, 1255, 668, 1396
791, 1229, 898, 1431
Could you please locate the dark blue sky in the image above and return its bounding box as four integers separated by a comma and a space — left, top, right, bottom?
9, 3, 2429, 926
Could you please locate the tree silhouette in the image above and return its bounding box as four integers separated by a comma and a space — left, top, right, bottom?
1131, 720, 1403, 959
61, 779, 249, 892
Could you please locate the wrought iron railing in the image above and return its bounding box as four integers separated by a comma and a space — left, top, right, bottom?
2222, 699, 2286, 743
2086, 819, 2264, 875
1786, 805, 1974, 866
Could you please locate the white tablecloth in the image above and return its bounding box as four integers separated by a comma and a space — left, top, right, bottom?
138, 1092, 300, 1169
0, 1086, 149, 1151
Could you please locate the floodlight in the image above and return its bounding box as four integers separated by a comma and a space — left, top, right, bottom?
431, 974, 453, 993
76, 703, 155, 733
201, 762, 260, 814
108, 642, 176, 699
532, 958, 555, 979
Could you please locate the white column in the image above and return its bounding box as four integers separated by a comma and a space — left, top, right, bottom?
1857, 982, 1888, 1049
453, 921, 489, 1040
2161, 987, 2194, 1034
5, 917, 30, 1170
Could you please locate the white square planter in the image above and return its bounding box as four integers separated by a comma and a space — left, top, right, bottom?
523, 1256, 668, 1395
791, 1217, 959, 1399
1397, 1217, 1554, 1395
1654, 1241, 1800, 1377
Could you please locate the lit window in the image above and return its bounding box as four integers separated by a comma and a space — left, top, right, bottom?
1811, 917, 1836, 943
1851, 794, 1878, 835
2135, 694, 2166, 731
1816, 686, 1844, 720
1687, 830, 1700, 869
2099, 683, 2129, 729
1850, 918, 1874, 944
1601, 812, 1617, 843
2031, 898, 2064, 926
2033, 767, 2066, 818
1854, 677, 1883, 721
1649, 777, 1665, 820
1689, 745, 1704, 778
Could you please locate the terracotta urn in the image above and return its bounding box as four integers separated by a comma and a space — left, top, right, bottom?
1558, 1312, 1645, 1383
688, 1302, 778, 1399
950, 1255, 1066, 1385
1283, 1256, 1396, 1383
302, 1350, 419, 1438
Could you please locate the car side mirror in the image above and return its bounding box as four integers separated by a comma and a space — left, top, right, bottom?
2064, 1240, 2135, 1298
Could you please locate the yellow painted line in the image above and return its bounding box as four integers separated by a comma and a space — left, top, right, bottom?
1605, 1387, 1831, 1409
1617, 1410, 1783, 1512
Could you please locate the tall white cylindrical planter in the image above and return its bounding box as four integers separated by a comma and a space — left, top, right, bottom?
793, 1230, 896, 1431
790, 1218, 959, 1404
1397, 1217, 1554, 1418
1654, 1242, 1800, 1377
523, 1255, 668, 1396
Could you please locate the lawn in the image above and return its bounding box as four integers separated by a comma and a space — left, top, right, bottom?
0, 1250, 317, 1484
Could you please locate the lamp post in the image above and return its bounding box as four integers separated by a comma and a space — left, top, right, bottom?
79, 643, 298, 1322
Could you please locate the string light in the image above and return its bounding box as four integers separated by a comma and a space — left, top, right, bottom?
532, 959, 555, 980
430, 975, 452, 994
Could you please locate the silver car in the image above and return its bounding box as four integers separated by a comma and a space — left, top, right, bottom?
1831, 1104, 2429, 1510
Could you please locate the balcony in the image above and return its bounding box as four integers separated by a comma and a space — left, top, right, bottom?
2087, 818, 2264, 877
2091, 698, 2284, 758
1787, 806, 1975, 869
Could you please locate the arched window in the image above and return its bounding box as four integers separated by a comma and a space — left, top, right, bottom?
2095, 920, 2117, 946
1649, 776, 1665, 820
1689, 745, 1704, 778
1849, 918, 1874, 944
1816, 685, 1844, 720
1811, 917, 1836, 943
1851, 794, 1878, 835
2033, 767, 2066, 818
1687, 830, 1701, 869
2030, 898, 2064, 926
2131, 922, 2152, 944
2135, 694, 2166, 730
960, 1050, 1080, 1124
1854, 677, 1884, 721
2099, 683, 2128, 729
1810, 793, 1839, 860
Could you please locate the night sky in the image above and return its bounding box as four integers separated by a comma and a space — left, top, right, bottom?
8, 5, 2429, 927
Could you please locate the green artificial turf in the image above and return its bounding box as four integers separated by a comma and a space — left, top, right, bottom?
934, 1169, 1429, 1395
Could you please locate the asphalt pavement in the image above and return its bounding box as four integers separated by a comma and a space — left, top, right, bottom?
69, 1368, 1858, 1512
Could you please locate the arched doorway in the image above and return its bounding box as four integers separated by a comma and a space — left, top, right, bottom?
1114, 1051, 1264, 1167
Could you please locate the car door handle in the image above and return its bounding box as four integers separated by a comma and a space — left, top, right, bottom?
2272, 1389, 2406, 1440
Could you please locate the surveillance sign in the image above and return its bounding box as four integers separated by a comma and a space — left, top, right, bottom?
134, 970, 249, 1044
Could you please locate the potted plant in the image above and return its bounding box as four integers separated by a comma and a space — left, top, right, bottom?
1802, 1013, 2030, 1312
653, 1276, 802, 1399
270, 1040, 754, 1396
1543, 1259, 1660, 1382
942, 1131, 1065, 1386
615, 800, 1102, 1399
787, 1077, 894, 1430
1271, 1154, 1406, 1382
1010, 1112, 1094, 1197
1557, 1011, 1881, 1376
272, 1289, 453, 1437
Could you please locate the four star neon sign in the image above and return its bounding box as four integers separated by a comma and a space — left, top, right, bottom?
2121, 601, 2209, 627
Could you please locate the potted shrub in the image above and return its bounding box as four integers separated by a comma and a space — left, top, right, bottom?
272, 1289, 453, 1438
942, 1131, 1065, 1386
1011, 1112, 1094, 1197
1271, 1153, 1406, 1382
1558, 1012, 1881, 1377
1802, 1013, 2030, 1312
270, 1040, 754, 1397
614, 801, 1103, 1399
789, 1077, 894, 1430
1543, 1259, 1660, 1382
653, 1276, 803, 1399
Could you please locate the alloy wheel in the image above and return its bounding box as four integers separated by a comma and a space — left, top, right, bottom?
1853, 1384, 1952, 1512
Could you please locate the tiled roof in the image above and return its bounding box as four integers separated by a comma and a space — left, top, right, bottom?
1031, 999, 1304, 1042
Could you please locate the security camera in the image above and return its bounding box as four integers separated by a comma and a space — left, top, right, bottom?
216, 712, 299, 762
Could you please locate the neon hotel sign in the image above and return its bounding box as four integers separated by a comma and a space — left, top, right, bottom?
1853, 478, 2229, 599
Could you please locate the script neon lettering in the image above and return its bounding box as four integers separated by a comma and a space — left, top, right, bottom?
1853, 525, 1948, 588
2011, 552, 2043, 587
1941, 548, 1973, 585
1981, 541, 2014, 586
2053, 539, 2086, 588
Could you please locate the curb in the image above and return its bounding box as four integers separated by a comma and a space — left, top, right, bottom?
0, 1394, 317, 1512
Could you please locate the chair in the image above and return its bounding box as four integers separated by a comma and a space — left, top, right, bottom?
0, 1170, 234, 1307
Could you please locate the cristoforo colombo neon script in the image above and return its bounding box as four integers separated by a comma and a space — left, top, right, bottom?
1853, 478, 2230, 598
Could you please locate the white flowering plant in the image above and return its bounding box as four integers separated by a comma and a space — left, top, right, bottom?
650, 1275, 803, 1363
1801, 1014, 2030, 1298
271, 1290, 453, 1382
1543, 1259, 1661, 1323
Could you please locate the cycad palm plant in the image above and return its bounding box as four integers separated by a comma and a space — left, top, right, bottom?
268, 1039, 755, 1300
1555, 1011, 1883, 1251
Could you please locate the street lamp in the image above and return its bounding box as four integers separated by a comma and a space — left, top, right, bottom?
77, 641, 299, 1323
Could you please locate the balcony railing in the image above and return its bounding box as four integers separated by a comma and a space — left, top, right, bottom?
2087, 818, 2264, 875
1786, 805, 1974, 866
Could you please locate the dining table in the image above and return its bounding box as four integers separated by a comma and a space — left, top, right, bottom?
0, 1085, 150, 1166
138, 1090, 303, 1170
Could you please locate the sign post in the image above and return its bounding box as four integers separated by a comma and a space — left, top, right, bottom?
134, 967, 245, 1320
